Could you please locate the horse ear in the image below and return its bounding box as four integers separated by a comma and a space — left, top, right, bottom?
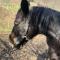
21, 0, 29, 16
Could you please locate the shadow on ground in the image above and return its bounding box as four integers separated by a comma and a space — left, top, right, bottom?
0, 38, 14, 60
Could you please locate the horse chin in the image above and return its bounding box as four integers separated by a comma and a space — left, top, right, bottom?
9, 34, 21, 49
9, 33, 28, 49
11, 37, 28, 49
9, 37, 21, 49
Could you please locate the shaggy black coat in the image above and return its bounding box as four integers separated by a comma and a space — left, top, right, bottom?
9, 0, 60, 60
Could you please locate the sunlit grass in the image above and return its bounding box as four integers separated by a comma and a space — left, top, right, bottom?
1, 3, 20, 13
0, 2, 20, 33
6, 4, 19, 13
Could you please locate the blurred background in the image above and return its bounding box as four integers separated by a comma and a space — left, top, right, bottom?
0, 0, 20, 34
0, 0, 60, 34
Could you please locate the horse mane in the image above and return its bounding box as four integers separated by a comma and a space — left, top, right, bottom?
21, 0, 29, 16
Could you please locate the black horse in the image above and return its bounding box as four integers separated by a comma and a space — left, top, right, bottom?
9, 0, 60, 60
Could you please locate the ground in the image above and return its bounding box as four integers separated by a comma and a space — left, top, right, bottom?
0, 34, 48, 60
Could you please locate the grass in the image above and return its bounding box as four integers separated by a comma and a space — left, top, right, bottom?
4, 4, 19, 13
0, 2, 20, 33
0, 0, 60, 34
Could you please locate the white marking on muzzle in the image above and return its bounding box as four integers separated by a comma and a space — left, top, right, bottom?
14, 37, 20, 45
9, 37, 20, 48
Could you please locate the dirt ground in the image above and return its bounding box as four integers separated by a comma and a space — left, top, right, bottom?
0, 34, 49, 60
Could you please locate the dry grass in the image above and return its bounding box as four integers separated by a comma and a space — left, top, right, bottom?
0, 34, 48, 60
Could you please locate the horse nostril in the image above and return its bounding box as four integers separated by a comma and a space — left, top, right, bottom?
23, 37, 26, 40
15, 44, 20, 49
